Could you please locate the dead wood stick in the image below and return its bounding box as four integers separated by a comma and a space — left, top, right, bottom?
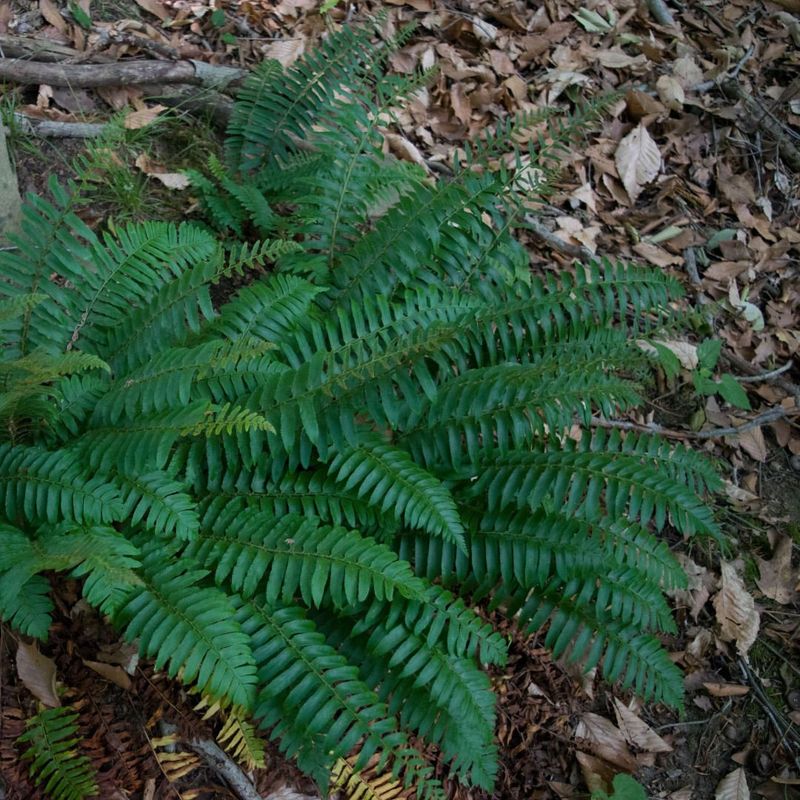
189, 739, 264, 800
722, 349, 800, 401
524, 214, 595, 262
13, 113, 107, 138
0, 57, 245, 89
593, 405, 799, 441
0, 34, 97, 62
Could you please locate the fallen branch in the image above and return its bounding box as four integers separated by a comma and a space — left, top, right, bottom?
593, 404, 799, 441
0, 57, 245, 90
13, 113, 107, 138
0, 34, 98, 62
189, 739, 263, 800
723, 349, 800, 402
524, 214, 595, 262
736, 361, 794, 383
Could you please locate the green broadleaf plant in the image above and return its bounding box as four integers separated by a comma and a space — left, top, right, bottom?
1, 20, 721, 799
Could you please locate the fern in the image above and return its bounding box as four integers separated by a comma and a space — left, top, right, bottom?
17, 706, 98, 800
0, 20, 723, 799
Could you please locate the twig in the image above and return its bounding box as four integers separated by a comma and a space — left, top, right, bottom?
693, 45, 756, 94
736, 362, 794, 383
0, 57, 245, 90
645, 0, 676, 27
723, 349, 800, 402
738, 658, 800, 766
13, 113, 107, 138
592, 405, 799, 441
189, 738, 264, 800
524, 214, 595, 262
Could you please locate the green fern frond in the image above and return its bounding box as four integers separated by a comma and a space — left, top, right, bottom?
186, 504, 426, 607
17, 706, 98, 800
117, 470, 199, 540
468, 434, 719, 538
328, 436, 465, 548
236, 598, 407, 786
0, 444, 122, 524
0, 572, 53, 639
114, 539, 257, 708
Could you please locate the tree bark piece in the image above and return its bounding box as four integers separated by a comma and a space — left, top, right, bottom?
0, 57, 245, 89
645, 0, 675, 27
13, 114, 107, 138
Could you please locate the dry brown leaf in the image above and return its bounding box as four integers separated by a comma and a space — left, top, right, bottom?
626, 90, 665, 120
595, 49, 647, 69
124, 104, 167, 130
134, 153, 190, 190
672, 56, 704, 89
384, 133, 427, 169
656, 75, 685, 111
612, 698, 672, 753
16, 641, 60, 707
575, 751, 615, 797
716, 768, 750, 800
134, 0, 170, 21
703, 682, 750, 697
615, 123, 661, 203
737, 426, 767, 462
575, 713, 638, 771
632, 240, 682, 267
450, 83, 471, 126
260, 38, 305, 68
40, 0, 68, 33
83, 659, 132, 690
714, 561, 760, 656
756, 533, 798, 604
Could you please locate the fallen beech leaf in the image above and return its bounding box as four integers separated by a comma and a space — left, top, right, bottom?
40, 0, 68, 33
124, 104, 167, 130
450, 83, 471, 126
737, 426, 767, 462
134, 0, 170, 21
703, 682, 750, 697
672, 55, 704, 89
626, 89, 665, 120
260, 38, 305, 68
714, 561, 760, 656
612, 698, 672, 753
384, 133, 427, 169
656, 75, 685, 111
83, 659, 132, 690
134, 153, 190, 190
716, 767, 750, 800
471, 17, 498, 44
632, 240, 682, 267
756, 534, 798, 604
575, 751, 614, 796
595, 49, 647, 69
16, 641, 60, 707
615, 123, 661, 203
575, 713, 638, 771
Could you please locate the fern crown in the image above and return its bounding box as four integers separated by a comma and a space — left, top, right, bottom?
1, 20, 719, 798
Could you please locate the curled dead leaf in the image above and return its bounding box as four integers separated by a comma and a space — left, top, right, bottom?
16, 641, 60, 707
134, 153, 190, 190
756, 534, 798, 605
612, 698, 672, 753
703, 682, 750, 697
615, 123, 661, 203
713, 561, 760, 656
124, 104, 167, 130
575, 713, 638, 771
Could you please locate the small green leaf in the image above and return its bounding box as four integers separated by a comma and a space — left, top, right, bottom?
68, 1, 92, 29
592, 773, 648, 800
696, 338, 721, 372
651, 342, 681, 380
692, 372, 718, 395
717, 373, 751, 410
210, 7, 226, 27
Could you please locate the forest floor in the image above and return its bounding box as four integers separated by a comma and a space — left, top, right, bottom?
0, 0, 799, 798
